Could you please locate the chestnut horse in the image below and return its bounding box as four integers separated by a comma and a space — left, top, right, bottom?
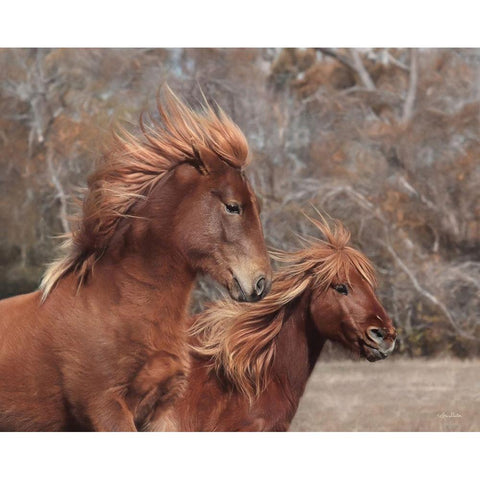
152, 218, 397, 431
0, 88, 272, 431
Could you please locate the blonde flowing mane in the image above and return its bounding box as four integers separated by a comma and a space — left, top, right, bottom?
191, 217, 377, 400
40, 87, 249, 300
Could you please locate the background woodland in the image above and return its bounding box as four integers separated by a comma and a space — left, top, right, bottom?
1, 48, 479, 357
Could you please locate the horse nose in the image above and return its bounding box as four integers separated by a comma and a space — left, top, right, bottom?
230, 271, 271, 303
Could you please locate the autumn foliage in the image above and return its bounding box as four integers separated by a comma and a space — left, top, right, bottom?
1, 48, 479, 357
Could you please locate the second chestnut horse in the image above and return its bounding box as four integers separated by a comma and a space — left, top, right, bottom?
0, 88, 271, 431
152, 218, 396, 431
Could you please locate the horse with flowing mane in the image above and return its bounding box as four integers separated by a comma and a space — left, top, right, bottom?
0, 87, 271, 431
151, 217, 397, 431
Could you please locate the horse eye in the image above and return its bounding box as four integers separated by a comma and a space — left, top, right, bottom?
333, 284, 349, 295
225, 203, 241, 215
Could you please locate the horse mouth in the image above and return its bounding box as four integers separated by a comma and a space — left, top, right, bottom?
230, 276, 247, 302
362, 343, 388, 362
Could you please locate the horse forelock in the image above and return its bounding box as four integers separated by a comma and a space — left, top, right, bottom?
190, 216, 377, 400
40, 86, 249, 300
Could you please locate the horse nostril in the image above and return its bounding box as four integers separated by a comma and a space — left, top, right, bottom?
373, 328, 383, 338
367, 327, 385, 344
254, 276, 266, 297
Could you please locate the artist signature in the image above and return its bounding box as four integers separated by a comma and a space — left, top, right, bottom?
437, 412, 462, 419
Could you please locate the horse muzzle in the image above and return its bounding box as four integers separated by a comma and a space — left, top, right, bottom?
230, 273, 271, 303
363, 326, 397, 362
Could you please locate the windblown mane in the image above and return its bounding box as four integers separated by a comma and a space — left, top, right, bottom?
191, 217, 377, 400
40, 86, 249, 300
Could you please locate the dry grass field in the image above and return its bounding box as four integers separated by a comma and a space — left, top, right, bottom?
290, 358, 480, 431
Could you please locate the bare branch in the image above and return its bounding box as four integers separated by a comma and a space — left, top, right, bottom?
316, 48, 356, 70
387, 52, 410, 72
46, 149, 70, 234
402, 49, 418, 124
350, 50, 376, 91
384, 241, 475, 340
317, 48, 376, 91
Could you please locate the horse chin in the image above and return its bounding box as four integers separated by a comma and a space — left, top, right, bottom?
198, 264, 245, 301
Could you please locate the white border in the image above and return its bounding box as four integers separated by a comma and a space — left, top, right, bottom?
2, 0, 479, 47
1, 432, 479, 479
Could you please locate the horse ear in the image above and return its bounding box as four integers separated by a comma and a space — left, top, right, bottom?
191, 142, 229, 175
191, 143, 209, 175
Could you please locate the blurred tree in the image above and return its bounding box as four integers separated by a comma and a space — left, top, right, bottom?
1, 48, 479, 356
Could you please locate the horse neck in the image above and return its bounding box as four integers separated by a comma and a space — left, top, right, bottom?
271, 290, 325, 404
61, 174, 196, 327
97, 245, 195, 318
110, 191, 195, 311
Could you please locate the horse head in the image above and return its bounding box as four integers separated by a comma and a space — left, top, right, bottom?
309, 251, 397, 361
